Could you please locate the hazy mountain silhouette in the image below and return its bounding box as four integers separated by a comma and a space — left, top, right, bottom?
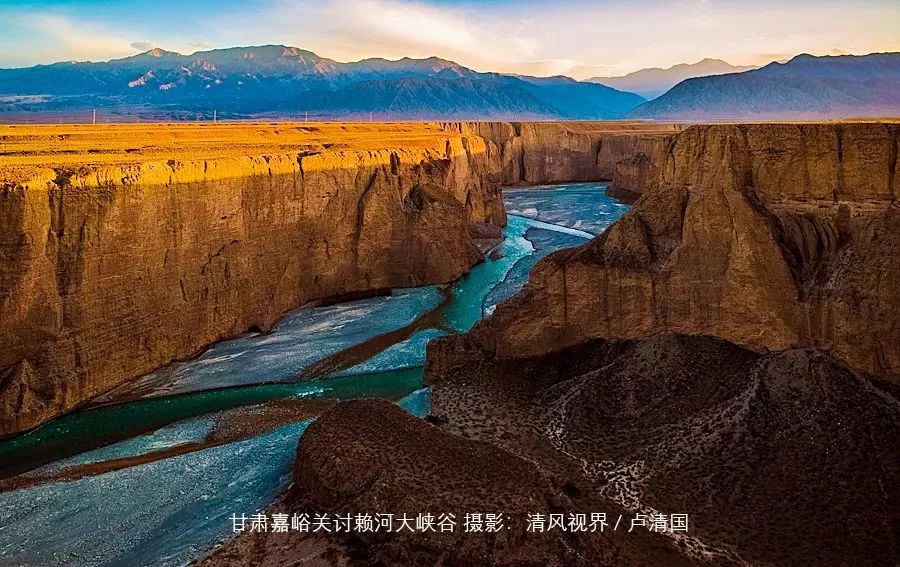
0, 45, 645, 120
628, 52, 900, 119
588, 58, 756, 99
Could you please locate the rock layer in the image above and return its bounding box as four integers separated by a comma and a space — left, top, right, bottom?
0, 123, 505, 436
431, 123, 900, 382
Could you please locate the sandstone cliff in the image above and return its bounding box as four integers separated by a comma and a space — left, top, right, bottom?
431, 123, 900, 382
606, 134, 672, 199
441, 121, 681, 186
0, 123, 504, 436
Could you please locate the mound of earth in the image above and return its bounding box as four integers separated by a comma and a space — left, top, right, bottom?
202, 399, 697, 566
428, 333, 900, 565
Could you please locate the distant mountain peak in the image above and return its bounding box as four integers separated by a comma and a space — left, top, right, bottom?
587, 58, 757, 99
145, 48, 181, 58
789, 53, 816, 62
627, 51, 900, 120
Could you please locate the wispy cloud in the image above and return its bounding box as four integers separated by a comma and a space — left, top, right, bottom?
227, 0, 517, 67
10, 12, 139, 63
1, 0, 899, 77
130, 41, 157, 52
221, 0, 900, 77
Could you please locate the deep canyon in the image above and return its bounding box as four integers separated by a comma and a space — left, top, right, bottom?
0, 120, 897, 566
437, 123, 900, 381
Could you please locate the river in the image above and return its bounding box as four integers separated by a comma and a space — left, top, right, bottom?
0, 182, 629, 566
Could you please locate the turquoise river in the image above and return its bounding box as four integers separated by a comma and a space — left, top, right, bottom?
0, 183, 629, 566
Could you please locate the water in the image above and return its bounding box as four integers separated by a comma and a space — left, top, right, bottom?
504, 182, 630, 235
334, 329, 449, 377
1, 386, 435, 567
0, 419, 311, 567
442, 215, 536, 332
0, 183, 628, 566
95, 287, 444, 401
0, 368, 425, 478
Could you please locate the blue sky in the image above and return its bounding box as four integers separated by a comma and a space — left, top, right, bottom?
2, 0, 899, 78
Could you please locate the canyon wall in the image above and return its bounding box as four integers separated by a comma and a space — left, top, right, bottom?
442, 121, 682, 187
430, 123, 900, 382
0, 127, 504, 436
606, 134, 673, 199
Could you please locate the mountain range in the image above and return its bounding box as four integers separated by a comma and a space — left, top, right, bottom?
628, 52, 900, 120
2, 48, 898, 121
588, 58, 756, 99
0, 45, 644, 120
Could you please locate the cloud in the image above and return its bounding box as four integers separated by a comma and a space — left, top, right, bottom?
249, 0, 500, 66
234, 0, 900, 78
226, 0, 594, 76
319, 0, 478, 56
2, 0, 899, 77
131, 41, 156, 51
15, 13, 136, 62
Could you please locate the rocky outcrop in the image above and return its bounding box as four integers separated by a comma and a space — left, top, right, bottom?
0, 125, 504, 436
427, 334, 899, 566
605, 134, 672, 199
442, 121, 682, 186
202, 399, 695, 566
430, 123, 900, 382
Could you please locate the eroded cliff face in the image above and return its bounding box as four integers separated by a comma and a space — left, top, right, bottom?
0, 129, 504, 436
606, 134, 672, 199
431, 123, 900, 382
442, 121, 682, 186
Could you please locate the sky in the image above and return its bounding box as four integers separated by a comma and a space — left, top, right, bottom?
1, 0, 899, 79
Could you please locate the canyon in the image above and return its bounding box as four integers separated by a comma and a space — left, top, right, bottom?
432, 122, 900, 382
446, 120, 682, 188
198, 121, 898, 565
0, 121, 676, 437
3, 120, 896, 565
416, 122, 900, 564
